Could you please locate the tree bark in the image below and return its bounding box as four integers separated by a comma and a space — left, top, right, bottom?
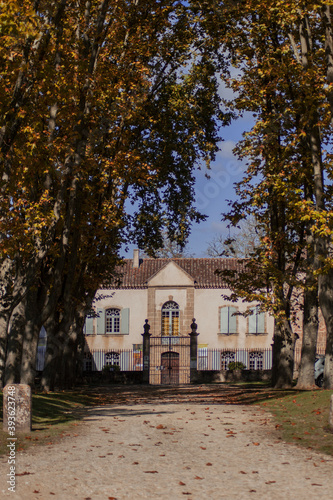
272, 318, 296, 388
3, 302, 25, 386
318, 268, 333, 388
296, 281, 318, 389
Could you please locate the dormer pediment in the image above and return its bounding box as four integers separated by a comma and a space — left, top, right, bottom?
148, 261, 194, 287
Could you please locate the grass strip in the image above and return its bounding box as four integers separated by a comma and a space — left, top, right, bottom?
258, 389, 333, 456
0, 390, 101, 456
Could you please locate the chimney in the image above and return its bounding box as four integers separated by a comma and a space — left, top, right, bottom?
133, 249, 140, 268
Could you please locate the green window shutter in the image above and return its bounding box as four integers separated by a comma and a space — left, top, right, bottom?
220, 307, 229, 333
120, 308, 129, 334
229, 307, 237, 334
96, 308, 105, 334
248, 307, 257, 334
84, 316, 94, 335
257, 311, 265, 334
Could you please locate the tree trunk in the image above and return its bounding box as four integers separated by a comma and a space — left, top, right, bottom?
19, 287, 45, 387
272, 318, 296, 388
3, 302, 25, 386
59, 308, 86, 389
319, 6, 333, 389
0, 309, 10, 388
296, 281, 318, 389
318, 267, 333, 389
296, 227, 318, 389
40, 310, 62, 392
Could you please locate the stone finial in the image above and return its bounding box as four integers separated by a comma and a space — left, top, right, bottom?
190, 318, 198, 335
143, 319, 151, 335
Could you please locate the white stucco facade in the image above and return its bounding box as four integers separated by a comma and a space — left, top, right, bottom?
84, 258, 274, 355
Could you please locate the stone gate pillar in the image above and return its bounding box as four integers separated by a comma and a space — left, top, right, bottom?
189, 318, 199, 383
142, 319, 151, 384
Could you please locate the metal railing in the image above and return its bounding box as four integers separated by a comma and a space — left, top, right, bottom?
36, 346, 143, 372
36, 345, 327, 373
197, 348, 273, 371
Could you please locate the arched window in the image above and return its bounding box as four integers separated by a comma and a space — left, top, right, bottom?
106, 308, 120, 333
221, 351, 235, 370
249, 351, 263, 370
161, 301, 179, 336
105, 352, 120, 366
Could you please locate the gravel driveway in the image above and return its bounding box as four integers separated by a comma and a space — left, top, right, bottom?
1, 389, 333, 499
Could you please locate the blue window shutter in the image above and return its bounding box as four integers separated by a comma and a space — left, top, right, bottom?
84, 316, 94, 335
96, 308, 105, 334
220, 307, 229, 333
120, 308, 129, 334
257, 311, 265, 333
229, 307, 237, 334
248, 307, 256, 334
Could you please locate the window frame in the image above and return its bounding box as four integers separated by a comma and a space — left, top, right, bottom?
221, 350, 236, 370
249, 351, 264, 370
161, 301, 180, 337
105, 308, 120, 334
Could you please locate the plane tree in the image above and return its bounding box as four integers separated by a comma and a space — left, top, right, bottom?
0, 0, 229, 388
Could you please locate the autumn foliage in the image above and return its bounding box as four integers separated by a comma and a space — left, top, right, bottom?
0, 0, 227, 389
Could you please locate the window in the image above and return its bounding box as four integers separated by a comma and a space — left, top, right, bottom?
105, 352, 120, 366
83, 352, 93, 372
96, 307, 130, 335
161, 301, 180, 336
38, 326, 47, 347
221, 351, 235, 370
106, 308, 120, 333
248, 306, 265, 335
249, 351, 263, 370
220, 306, 237, 334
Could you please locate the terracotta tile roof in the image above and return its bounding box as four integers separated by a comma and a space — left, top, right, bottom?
107, 257, 247, 289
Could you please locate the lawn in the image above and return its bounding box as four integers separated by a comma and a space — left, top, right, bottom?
257, 389, 333, 456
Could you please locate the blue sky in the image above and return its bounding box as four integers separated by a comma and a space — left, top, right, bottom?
122, 111, 254, 260
186, 111, 254, 257
122, 68, 255, 260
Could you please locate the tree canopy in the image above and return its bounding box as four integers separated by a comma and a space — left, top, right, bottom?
0, 0, 229, 388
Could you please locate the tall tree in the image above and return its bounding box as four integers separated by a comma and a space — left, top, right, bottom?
0, 0, 228, 388
196, 0, 333, 387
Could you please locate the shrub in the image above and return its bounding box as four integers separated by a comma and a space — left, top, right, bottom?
102, 364, 120, 372
228, 361, 246, 371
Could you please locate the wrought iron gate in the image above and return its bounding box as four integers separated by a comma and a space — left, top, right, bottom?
150, 336, 191, 385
